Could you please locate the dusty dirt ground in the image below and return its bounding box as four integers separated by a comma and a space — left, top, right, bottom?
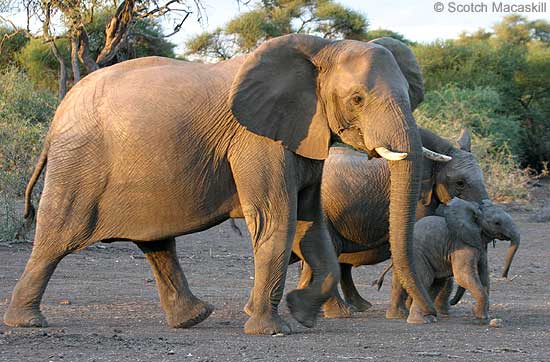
1, 205, 549, 361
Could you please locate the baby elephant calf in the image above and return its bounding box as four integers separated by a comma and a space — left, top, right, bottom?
406, 197, 507, 324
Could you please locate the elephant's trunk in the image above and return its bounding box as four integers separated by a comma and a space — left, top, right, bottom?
502, 234, 520, 278
449, 285, 466, 305
386, 126, 436, 317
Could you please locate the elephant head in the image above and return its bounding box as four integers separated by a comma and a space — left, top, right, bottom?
444, 198, 483, 250
229, 34, 445, 316
418, 128, 489, 211
479, 200, 521, 278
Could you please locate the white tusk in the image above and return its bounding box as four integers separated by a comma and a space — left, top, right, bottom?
422, 147, 452, 162
375, 147, 408, 161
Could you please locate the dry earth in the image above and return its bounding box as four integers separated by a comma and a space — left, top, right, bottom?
0, 206, 549, 362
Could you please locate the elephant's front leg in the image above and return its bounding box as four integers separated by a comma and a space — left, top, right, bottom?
453, 256, 489, 321
340, 263, 372, 312
136, 238, 213, 328
230, 143, 303, 335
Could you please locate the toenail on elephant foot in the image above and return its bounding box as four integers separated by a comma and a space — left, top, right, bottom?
3, 306, 48, 328
244, 313, 292, 335
243, 300, 253, 317
322, 299, 353, 319
167, 300, 213, 328
407, 313, 437, 324
286, 289, 319, 328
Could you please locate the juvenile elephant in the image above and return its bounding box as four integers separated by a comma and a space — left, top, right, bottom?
4, 35, 446, 334
376, 199, 520, 321
294, 128, 496, 318
405, 198, 518, 323
448, 201, 520, 306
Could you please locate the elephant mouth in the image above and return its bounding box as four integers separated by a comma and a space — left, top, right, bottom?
483, 231, 510, 242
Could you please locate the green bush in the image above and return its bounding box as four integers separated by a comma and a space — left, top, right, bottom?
0, 67, 55, 241
414, 85, 530, 202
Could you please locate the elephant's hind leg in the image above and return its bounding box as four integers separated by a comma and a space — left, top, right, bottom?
298, 261, 352, 319
136, 238, 213, 328
340, 263, 372, 312
4, 242, 69, 327
286, 184, 341, 327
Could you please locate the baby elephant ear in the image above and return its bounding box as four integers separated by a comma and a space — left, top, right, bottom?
444, 197, 483, 249
229, 34, 332, 160
369, 37, 424, 111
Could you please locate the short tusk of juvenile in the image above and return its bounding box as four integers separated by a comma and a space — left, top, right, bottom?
375, 147, 408, 161
422, 147, 452, 162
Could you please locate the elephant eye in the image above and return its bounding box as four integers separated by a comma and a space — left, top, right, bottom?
351, 94, 364, 106
456, 180, 465, 188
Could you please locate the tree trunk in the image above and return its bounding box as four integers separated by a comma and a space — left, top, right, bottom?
77, 27, 100, 73
50, 41, 67, 100
70, 35, 81, 83
96, 0, 135, 67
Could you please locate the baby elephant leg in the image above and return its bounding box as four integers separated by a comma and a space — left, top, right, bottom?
433, 278, 453, 317
455, 266, 489, 321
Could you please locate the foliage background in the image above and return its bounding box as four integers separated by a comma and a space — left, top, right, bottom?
1, 1, 549, 240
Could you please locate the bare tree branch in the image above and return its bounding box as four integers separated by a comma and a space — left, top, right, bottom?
95, 0, 135, 66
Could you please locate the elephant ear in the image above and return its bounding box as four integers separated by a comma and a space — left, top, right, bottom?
419, 158, 435, 206
369, 37, 424, 111
229, 34, 332, 160
444, 197, 483, 249
457, 128, 472, 152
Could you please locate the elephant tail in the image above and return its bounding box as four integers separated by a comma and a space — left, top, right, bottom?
23, 136, 50, 221
372, 261, 393, 291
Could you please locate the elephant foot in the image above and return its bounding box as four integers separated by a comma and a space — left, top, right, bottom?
473, 307, 489, 322
436, 305, 450, 318
244, 313, 291, 335
286, 289, 320, 328
3, 305, 48, 327
385, 306, 408, 319
407, 313, 438, 324
166, 299, 213, 329
322, 297, 353, 319
347, 296, 372, 313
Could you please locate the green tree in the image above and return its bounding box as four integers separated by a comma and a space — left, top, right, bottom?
15, 11, 175, 93
0, 26, 29, 68
493, 15, 550, 45
1, 0, 199, 98
364, 28, 411, 44
185, 0, 367, 61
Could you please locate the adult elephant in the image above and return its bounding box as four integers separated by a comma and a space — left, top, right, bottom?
4, 35, 443, 334
294, 128, 500, 321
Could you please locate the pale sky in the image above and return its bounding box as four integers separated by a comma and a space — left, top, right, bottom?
2, 0, 549, 53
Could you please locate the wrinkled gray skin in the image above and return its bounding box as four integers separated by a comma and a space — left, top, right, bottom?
449, 201, 520, 305
290, 128, 491, 319
404, 198, 518, 324
3, 34, 435, 335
